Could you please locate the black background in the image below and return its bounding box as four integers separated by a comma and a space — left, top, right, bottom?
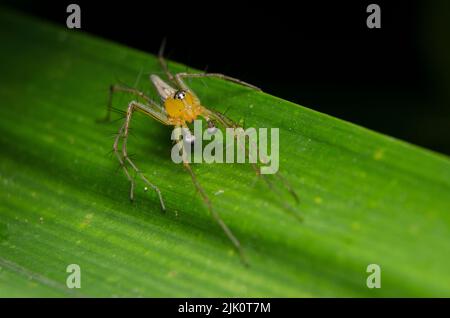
2, 0, 450, 155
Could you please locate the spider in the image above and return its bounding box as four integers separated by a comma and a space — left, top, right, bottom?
99, 42, 299, 265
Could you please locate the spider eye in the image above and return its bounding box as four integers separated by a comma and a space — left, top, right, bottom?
174, 90, 186, 100
207, 120, 218, 135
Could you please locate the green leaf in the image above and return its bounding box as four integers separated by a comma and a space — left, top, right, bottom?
1, 8, 450, 297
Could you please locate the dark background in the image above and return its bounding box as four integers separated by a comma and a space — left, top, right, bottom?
2, 0, 450, 155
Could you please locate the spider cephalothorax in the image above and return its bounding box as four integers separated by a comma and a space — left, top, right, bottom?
163, 86, 204, 124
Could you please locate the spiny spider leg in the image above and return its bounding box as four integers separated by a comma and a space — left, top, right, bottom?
255, 169, 303, 221
115, 101, 167, 210
157, 41, 261, 92
244, 147, 303, 222
207, 109, 302, 220
175, 133, 249, 266
98, 84, 164, 122
158, 38, 176, 83
175, 72, 261, 92
113, 122, 136, 201
273, 173, 300, 203
244, 153, 303, 222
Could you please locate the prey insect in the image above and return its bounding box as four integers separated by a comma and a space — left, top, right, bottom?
99, 44, 299, 265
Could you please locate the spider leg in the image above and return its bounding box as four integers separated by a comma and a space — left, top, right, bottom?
252, 164, 303, 221
158, 38, 176, 84
243, 140, 303, 222
113, 123, 136, 201
98, 84, 164, 122
116, 101, 168, 210
176, 133, 248, 265
175, 72, 261, 92
157, 40, 260, 92
273, 172, 300, 203
207, 109, 302, 220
